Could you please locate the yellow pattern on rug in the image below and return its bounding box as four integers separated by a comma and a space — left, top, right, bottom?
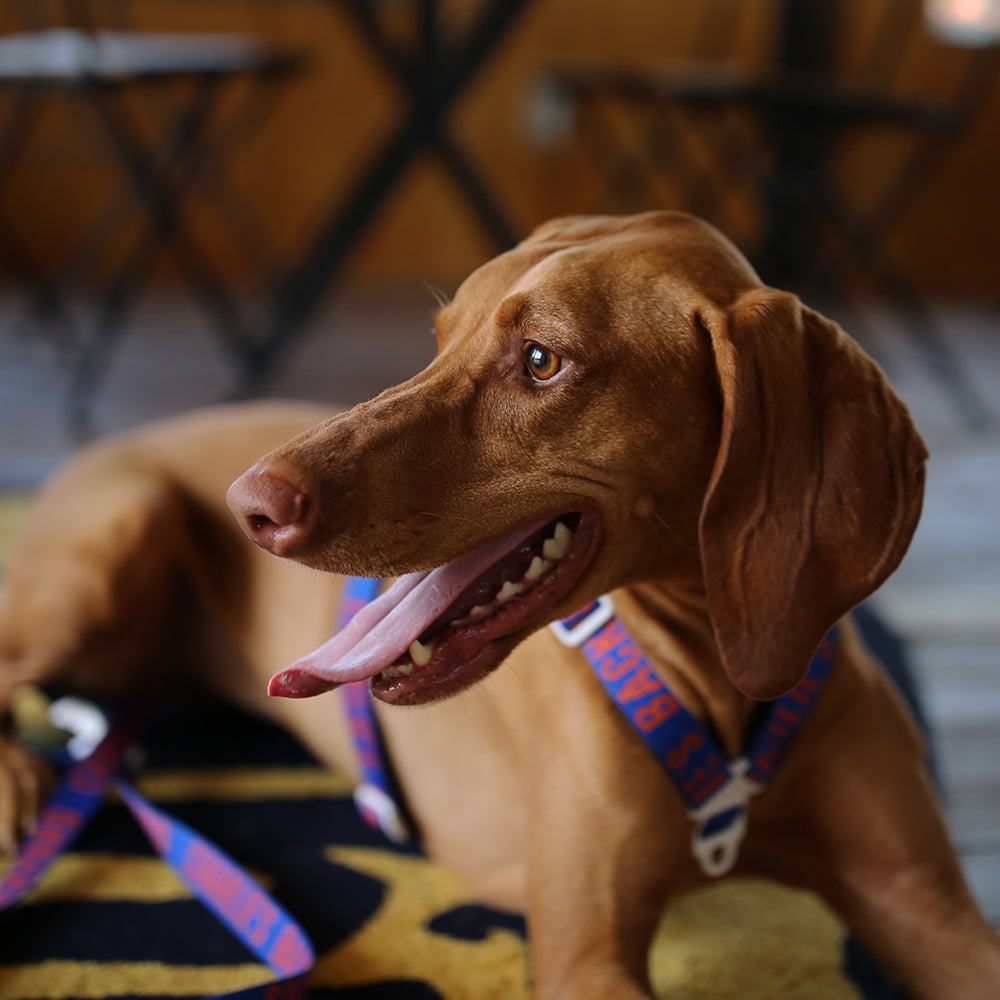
0, 960, 272, 1000
316, 845, 531, 1000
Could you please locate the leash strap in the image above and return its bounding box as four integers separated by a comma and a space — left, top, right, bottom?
0, 712, 315, 998
0, 711, 142, 909
337, 577, 411, 844
552, 597, 838, 877
115, 781, 314, 998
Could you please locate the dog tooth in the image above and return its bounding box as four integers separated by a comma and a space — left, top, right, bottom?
555, 520, 573, 549
497, 580, 524, 603
542, 521, 572, 561
525, 556, 553, 581
470, 605, 488, 618
382, 661, 414, 679
408, 639, 435, 666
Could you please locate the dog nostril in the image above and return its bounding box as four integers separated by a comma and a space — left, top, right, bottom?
227, 465, 311, 552
250, 513, 278, 534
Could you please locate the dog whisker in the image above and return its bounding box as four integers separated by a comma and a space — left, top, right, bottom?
650, 510, 697, 556
424, 283, 452, 311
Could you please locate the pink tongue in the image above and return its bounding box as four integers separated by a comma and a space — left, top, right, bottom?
268, 518, 552, 698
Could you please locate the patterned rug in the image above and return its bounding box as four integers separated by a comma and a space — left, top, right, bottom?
0, 493, 912, 999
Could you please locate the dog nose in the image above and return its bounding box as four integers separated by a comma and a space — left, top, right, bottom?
226, 463, 310, 556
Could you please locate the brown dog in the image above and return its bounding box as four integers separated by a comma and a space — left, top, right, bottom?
2, 211, 998, 998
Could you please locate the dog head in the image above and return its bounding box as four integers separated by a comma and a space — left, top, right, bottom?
228, 211, 927, 703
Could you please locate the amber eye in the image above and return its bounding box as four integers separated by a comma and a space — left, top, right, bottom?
525, 344, 562, 382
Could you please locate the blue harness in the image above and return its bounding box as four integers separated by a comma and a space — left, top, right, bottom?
340, 579, 836, 877
551, 597, 836, 876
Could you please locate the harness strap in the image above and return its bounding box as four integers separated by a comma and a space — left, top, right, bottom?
337, 577, 412, 844
0, 710, 315, 999
552, 597, 837, 877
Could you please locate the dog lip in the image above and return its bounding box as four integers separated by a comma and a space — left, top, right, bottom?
372, 634, 521, 707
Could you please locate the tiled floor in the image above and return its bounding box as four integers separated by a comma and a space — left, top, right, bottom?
1, 286, 998, 920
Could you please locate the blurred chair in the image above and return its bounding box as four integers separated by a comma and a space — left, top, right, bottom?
540, 0, 998, 428
0, 0, 306, 436
250, 0, 531, 398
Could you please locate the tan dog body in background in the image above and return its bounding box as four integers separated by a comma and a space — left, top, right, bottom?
2, 212, 998, 998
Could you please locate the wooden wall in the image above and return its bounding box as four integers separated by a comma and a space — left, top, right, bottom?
1, 0, 998, 297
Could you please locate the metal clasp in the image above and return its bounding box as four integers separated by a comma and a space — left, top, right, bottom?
689, 757, 761, 878
550, 596, 615, 647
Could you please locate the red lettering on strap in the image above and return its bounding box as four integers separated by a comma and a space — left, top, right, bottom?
240, 894, 278, 948
267, 922, 311, 972
0, 805, 82, 902
66, 759, 111, 797
618, 665, 664, 703
586, 621, 623, 661
685, 768, 728, 805
597, 646, 642, 682
666, 731, 703, 771
634, 693, 679, 733
774, 704, 803, 726
754, 749, 780, 779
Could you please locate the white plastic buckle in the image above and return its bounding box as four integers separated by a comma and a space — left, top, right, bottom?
688, 757, 761, 878
550, 595, 615, 647
354, 782, 410, 845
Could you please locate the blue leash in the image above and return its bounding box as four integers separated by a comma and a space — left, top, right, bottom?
0, 709, 315, 998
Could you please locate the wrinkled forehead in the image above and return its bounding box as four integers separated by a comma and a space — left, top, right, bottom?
438, 212, 761, 335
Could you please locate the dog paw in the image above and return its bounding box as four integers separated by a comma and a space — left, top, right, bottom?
0, 732, 55, 855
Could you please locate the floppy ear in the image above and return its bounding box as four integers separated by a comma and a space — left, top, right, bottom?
698, 288, 928, 699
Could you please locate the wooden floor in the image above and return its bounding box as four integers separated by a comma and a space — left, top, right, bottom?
1, 288, 998, 924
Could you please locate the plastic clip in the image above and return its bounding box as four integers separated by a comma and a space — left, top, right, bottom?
354, 782, 410, 844
689, 757, 761, 877
550, 596, 615, 647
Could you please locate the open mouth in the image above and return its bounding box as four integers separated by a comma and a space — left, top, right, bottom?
268, 511, 601, 706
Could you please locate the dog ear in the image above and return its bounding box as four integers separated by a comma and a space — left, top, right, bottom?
698, 288, 928, 699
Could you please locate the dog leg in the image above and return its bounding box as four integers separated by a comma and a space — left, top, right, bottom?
526, 776, 690, 999
0, 720, 53, 853
0, 463, 193, 846
522, 659, 691, 1000
819, 792, 1000, 1000
795, 705, 1000, 999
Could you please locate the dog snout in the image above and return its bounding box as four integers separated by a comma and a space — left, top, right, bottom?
226, 463, 311, 556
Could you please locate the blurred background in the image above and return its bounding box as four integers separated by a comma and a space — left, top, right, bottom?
0, 0, 997, 922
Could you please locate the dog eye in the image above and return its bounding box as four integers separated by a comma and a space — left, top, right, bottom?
525, 344, 562, 382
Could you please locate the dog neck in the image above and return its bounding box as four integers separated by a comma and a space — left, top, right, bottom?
613, 581, 757, 759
